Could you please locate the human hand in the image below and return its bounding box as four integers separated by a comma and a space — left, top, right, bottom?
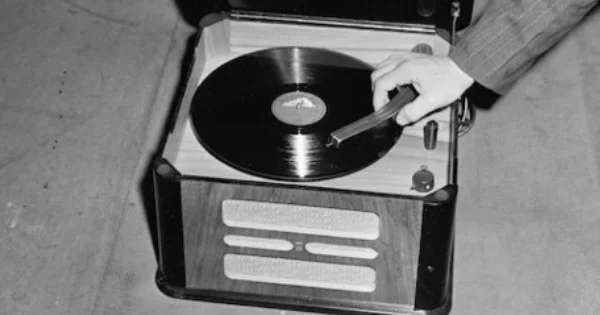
371, 53, 474, 125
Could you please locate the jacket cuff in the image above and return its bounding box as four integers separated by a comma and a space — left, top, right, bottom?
463, 81, 501, 109
449, 45, 501, 109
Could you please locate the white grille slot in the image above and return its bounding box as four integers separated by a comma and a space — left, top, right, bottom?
305, 243, 378, 260
224, 235, 293, 251
222, 200, 380, 240
224, 254, 376, 292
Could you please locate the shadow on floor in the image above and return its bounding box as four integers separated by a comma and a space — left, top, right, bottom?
138, 28, 198, 263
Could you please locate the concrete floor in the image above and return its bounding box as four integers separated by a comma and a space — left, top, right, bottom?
1, 1, 599, 315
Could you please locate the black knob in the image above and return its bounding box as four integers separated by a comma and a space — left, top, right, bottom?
424, 120, 438, 150
411, 43, 433, 55
412, 166, 435, 193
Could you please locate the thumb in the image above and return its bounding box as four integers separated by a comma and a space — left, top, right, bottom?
395, 95, 435, 126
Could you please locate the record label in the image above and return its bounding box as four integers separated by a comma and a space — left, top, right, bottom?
271, 91, 327, 126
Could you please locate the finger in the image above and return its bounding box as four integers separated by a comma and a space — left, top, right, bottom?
395, 94, 435, 126
372, 65, 414, 110
370, 62, 398, 87
374, 52, 412, 68
372, 88, 390, 111
374, 56, 397, 68
372, 53, 418, 85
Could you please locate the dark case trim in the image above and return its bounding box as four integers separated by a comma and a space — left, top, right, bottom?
153, 159, 186, 289
156, 275, 452, 315
414, 184, 457, 312
190, 0, 474, 32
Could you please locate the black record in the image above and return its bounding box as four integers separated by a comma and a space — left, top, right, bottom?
190, 47, 402, 182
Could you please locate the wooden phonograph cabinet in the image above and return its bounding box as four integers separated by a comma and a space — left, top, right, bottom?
153, 1, 475, 314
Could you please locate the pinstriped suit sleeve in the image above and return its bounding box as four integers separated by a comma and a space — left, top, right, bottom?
449, 0, 598, 95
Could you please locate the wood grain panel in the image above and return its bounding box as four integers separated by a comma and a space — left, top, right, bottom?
181, 180, 423, 308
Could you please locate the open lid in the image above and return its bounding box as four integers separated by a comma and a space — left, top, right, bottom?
181, 0, 473, 32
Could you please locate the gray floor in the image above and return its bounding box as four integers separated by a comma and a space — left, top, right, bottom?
1, 1, 599, 315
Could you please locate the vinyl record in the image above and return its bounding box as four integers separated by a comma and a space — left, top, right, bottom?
190, 47, 402, 182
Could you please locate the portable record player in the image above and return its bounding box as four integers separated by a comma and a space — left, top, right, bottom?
153, 1, 474, 314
